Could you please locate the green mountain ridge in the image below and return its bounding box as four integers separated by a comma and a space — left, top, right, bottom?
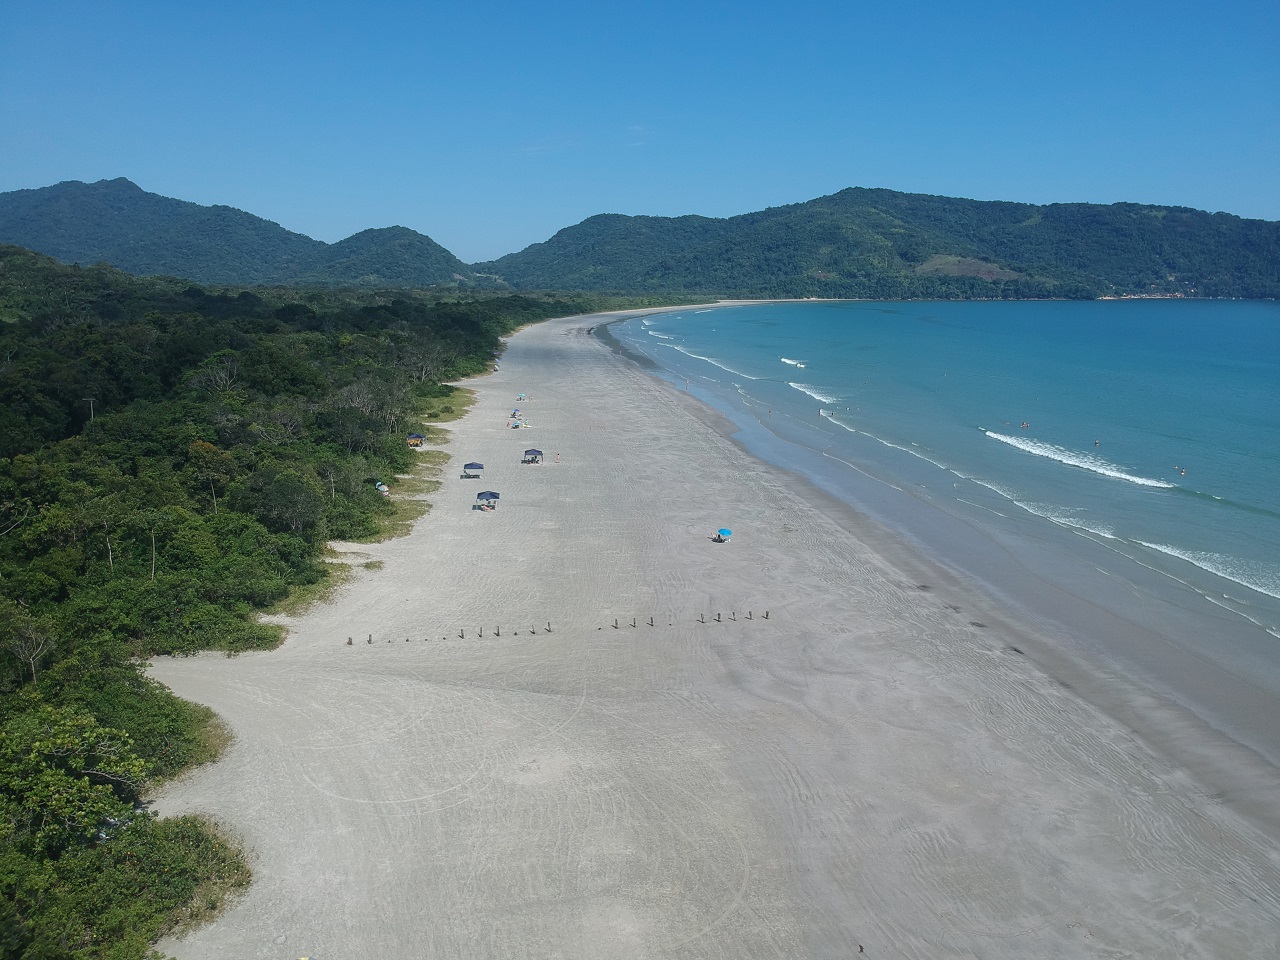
0, 178, 325, 285
298, 225, 471, 287
2, 179, 1277, 298
482, 188, 1280, 299
0, 179, 473, 288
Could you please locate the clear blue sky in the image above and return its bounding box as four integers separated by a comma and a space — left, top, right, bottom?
3, 1, 1277, 262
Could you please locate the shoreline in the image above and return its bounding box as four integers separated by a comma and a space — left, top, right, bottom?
604, 304, 1280, 831
150, 306, 1280, 959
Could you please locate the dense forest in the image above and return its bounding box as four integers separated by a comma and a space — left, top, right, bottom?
4, 180, 1278, 299
0, 245, 678, 958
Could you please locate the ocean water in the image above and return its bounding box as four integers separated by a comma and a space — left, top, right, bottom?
612, 300, 1280, 752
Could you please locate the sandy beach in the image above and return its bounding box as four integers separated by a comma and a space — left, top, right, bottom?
150, 308, 1280, 959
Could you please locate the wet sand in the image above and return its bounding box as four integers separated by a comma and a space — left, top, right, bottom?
151, 308, 1280, 959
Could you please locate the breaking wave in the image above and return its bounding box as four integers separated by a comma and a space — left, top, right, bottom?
664, 344, 759, 379
790, 383, 840, 403
984, 431, 1175, 489
1136, 541, 1280, 600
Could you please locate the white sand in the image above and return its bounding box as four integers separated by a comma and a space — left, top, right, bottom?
150, 309, 1280, 959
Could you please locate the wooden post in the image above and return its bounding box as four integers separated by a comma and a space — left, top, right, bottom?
496, 625, 500, 636
715, 613, 721, 622
649, 616, 654, 627
613, 618, 618, 629
546, 621, 552, 633
764, 610, 769, 619
699, 613, 705, 623
631, 617, 637, 628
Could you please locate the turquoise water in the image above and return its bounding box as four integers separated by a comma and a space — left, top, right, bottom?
613, 300, 1280, 748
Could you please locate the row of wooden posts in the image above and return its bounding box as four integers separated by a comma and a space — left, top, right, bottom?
344, 611, 770, 644
607, 610, 768, 628
347, 623, 551, 644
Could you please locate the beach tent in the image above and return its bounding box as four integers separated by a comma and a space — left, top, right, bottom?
464, 462, 484, 471
461, 461, 483, 479
523, 449, 543, 463
476, 491, 500, 501
406, 433, 426, 448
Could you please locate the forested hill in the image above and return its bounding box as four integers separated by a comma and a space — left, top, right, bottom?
3, 180, 1278, 298
481, 188, 1280, 299
0, 179, 475, 288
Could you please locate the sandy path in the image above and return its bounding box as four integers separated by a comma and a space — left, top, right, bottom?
151, 310, 1280, 959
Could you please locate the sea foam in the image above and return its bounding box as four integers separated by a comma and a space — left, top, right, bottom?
665, 344, 759, 379
984, 431, 1175, 489
789, 383, 840, 404
1136, 541, 1280, 600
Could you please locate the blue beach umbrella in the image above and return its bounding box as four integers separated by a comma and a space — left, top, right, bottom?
476, 491, 500, 501
464, 462, 484, 471
718, 528, 732, 538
